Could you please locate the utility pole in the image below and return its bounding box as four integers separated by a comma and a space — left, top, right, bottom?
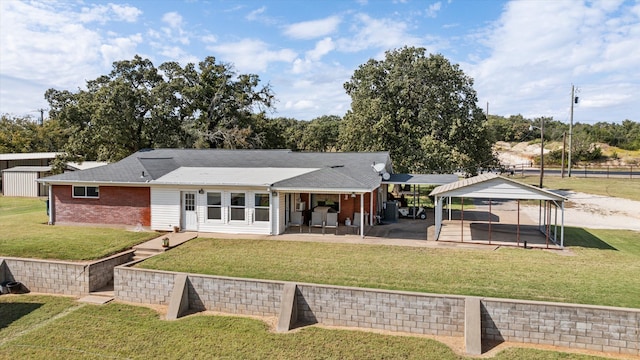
561, 131, 566, 178
539, 118, 544, 188
568, 85, 575, 177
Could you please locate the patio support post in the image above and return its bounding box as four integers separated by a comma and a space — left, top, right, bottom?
561, 201, 565, 248
448, 197, 452, 220
545, 201, 550, 249
488, 198, 492, 244
360, 194, 365, 238
517, 199, 520, 247
370, 190, 374, 226
461, 196, 464, 242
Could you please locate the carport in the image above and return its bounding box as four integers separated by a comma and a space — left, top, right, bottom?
429, 173, 568, 248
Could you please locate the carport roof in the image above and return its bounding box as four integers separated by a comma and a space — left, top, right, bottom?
382, 173, 458, 185
429, 173, 567, 201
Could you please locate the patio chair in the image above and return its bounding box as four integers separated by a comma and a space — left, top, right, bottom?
348, 212, 361, 234
309, 212, 324, 233
325, 212, 338, 235
289, 211, 303, 233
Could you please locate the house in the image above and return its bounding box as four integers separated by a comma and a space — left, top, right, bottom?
38, 149, 405, 236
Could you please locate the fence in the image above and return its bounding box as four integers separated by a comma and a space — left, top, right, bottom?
501, 164, 638, 179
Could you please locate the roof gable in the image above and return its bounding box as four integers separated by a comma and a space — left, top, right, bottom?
429, 173, 567, 201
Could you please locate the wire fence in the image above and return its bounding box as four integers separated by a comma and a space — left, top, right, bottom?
501, 163, 638, 179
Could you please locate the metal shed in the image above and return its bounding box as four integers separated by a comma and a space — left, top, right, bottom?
429, 173, 568, 248
2, 166, 52, 197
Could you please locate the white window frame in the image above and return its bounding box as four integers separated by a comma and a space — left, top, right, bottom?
254, 193, 270, 222
229, 192, 246, 222
72, 185, 99, 199
206, 191, 223, 221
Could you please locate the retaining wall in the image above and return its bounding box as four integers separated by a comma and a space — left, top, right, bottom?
482, 299, 639, 356
0, 251, 133, 296
113, 265, 639, 356
296, 284, 465, 336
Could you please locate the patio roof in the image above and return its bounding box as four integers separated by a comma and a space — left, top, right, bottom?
382, 173, 458, 186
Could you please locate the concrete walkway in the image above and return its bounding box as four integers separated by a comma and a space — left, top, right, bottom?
133, 231, 198, 252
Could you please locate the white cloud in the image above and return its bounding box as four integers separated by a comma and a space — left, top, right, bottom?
162, 12, 183, 29
284, 16, 341, 40
201, 34, 218, 44
466, 0, 640, 122
208, 39, 297, 73
100, 34, 144, 66
306, 37, 336, 61
111, 4, 142, 22
336, 13, 422, 53
160, 12, 189, 45
246, 6, 266, 21
0, 0, 147, 115
426, 2, 442, 18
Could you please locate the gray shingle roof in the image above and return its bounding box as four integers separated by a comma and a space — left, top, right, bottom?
39, 149, 391, 192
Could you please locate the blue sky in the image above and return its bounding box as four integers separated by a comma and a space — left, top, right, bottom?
1, 0, 638, 124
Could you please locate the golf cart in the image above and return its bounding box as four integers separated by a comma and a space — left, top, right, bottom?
398, 206, 427, 220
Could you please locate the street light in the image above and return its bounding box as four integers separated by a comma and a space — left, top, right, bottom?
530, 119, 545, 188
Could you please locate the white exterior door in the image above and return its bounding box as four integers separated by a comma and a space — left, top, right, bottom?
181, 191, 198, 231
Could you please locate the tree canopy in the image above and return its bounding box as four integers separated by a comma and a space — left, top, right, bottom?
45, 55, 274, 164
339, 46, 494, 174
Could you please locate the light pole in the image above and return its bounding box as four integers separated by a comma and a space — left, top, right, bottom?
530, 119, 545, 188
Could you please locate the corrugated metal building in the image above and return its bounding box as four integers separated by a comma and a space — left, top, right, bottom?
2, 166, 52, 197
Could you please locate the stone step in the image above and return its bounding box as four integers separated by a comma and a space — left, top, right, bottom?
79, 295, 114, 305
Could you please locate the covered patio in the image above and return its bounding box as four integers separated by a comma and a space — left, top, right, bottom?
429, 173, 568, 249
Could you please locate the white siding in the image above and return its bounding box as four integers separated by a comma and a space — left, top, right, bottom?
2, 171, 38, 197
151, 188, 181, 231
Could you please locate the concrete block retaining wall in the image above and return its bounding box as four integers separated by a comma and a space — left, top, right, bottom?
0, 252, 134, 296
296, 284, 465, 336
187, 275, 283, 316
1, 257, 89, 295
88, 251, 134, 292
482, 299, 639, 356
114, 266, 639, 356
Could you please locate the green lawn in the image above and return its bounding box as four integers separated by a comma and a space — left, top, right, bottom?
0, 295, 610, 360
0, 196, 157, 260
139, 228, 640, 308
518, 175, 640, 201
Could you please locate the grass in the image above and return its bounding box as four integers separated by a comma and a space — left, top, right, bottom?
0, 196, 157, 260
0, 295, 611, 360
517, 176, 640, 201
139, 227, 640, 309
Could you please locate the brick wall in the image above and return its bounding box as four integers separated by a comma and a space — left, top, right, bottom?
54, 185, 150, 226
482, 299, 640, 356
338, 192, 375, 224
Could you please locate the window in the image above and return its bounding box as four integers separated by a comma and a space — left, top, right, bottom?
207, 192, 222, 220
254, 193, 270, 222
312, 194, 340, 212
184, 193, 195, 211
230, 193, 245, 221
73, 186, 99, 198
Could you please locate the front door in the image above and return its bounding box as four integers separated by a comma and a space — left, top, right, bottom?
181, 191, 198, 231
